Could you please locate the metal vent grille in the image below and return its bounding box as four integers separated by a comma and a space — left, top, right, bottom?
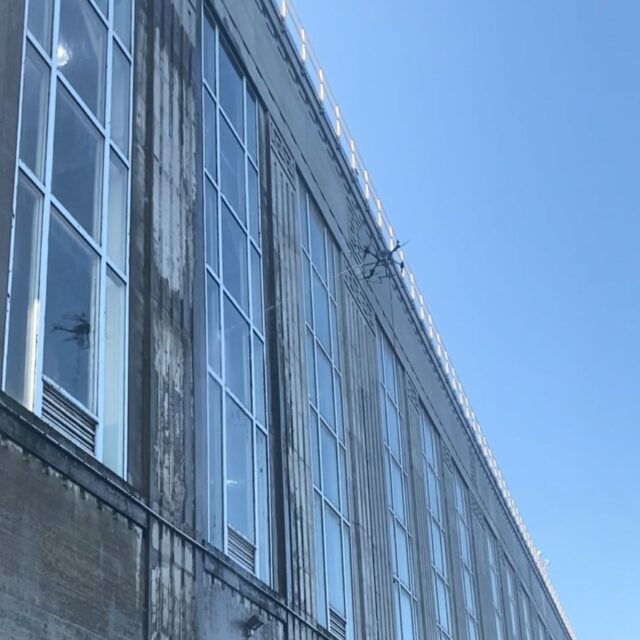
227, 526, 256, 573
42, 380, 96, 454
329, 608, 347, 640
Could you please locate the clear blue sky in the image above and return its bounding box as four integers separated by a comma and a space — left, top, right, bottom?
292, 1, 640, 637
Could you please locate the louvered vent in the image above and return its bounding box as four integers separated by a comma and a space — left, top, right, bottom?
227, 526, 256, 573
42, 379, 97, 454
329, 608, 347, 640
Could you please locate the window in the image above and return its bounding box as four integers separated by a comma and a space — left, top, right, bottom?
486, 528, 507, 640
299, 186, 354, 639
520, 590, 533, 640
202, 13, 270, 584
504, 562, 520, 639
536, 616, 547, 640
379, 336, 416, 640
3, 0, 133, 475
420, 410, 454, 640
453, 473, 481, 640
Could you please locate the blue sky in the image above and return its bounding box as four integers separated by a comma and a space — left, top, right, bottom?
292, 1, 640, 637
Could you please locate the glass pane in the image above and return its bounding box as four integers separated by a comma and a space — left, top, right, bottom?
302, 256, 312, 326
203, 14, 215, 91
20, 44, 49, 181
5, 176, 42, 408
205, 179, 218, 271
343, 527, 354, 640
226, 395, 254, 541
391, 460, 405, 521
400, 590, 415, 640
423, 421, 436, 466
382, 340, 396, 398
316, 347, 334, 428
306, 330, 316, 406
314, 494, 327, 626
386, 396, 400, 459
250, 247, 263, 331
395, 523, 410, 586
253, 335, 266, 425
219, 41, 243, 134
28, 0, 54, 54
103, 271, 125, 475
114, 0, 132, 50
94, 0, 108, 15
221, 201, 248, 310
220, 119, 245, 222
107, 151, 128, 271
328, 243, 337, 298
320, 424, 339, 506
339, 446, 348, 518
111, 42, 131, 154
436, 576, 450, 631
310, 410, 320, 486
256, 429, 270, 583
58, 0, 107, 120
52, 84, 103, 239
325, 508, 345, 614
427, 468, 441, 519
335, 373, 344, 440
246, 88, 257, 159
459, 519, 470, 562
206, 275, 220, 374
431, 521, 445, 574
298, 189, 309, 252
208, 376, 223, 547
309, 205, 326, 277
43, 211, 98, 410
330, 301, 339, 362
224, 296, 250, 407
248, 164, 259, 243
313, 272, 330, 353
204, 91, 216, 180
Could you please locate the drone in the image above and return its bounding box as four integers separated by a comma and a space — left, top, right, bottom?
359, 239, 406, 282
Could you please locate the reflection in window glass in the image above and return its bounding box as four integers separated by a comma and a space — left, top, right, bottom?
5, 178, 42, 408
203, 14, 216, 91
204, 92, 216, 180
108, 151, 128, 271
52, 85, 103, 239
226, 396, 254, 541
246, 89, 258, 159
220, 119, 245, 221
103, 272, 126, 474
224, 296, 250, 408
114, 0, 133, 50
205, 180, 218, 272
43, 212, 98, 410
28, 0, 54, 54
219, 41, 243, 134
58, 0, 107, 120
20, 45, 49, 181
111, 43, 131, 154
326, 509, 345, 613
206, 276, 220, 374
221, 201, 248, 310
487, 529, 506, 640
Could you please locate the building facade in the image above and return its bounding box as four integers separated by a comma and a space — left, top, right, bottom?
0, 1, 575, 639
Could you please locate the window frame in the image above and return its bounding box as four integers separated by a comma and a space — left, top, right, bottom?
201, 10, 271, 584
2, 0, 134, 476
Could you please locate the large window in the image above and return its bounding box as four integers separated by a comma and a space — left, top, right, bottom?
379, 336, 416, 640
202, 13, 270, 583
3, 0, 133, 475
420, 410, 454, 640
299, 186, 354, 639
453, 473, 481, 640
504, 562, 521, 640
486, 528, 507, 640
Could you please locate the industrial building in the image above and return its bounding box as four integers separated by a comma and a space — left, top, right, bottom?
0, 0, 575, 638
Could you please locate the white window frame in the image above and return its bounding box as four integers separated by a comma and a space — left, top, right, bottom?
2, 0, 134, 476
201, 10, 271, 584
379, 335, 417, 640
453, 472, 482, 640
420, 409, 455, 640
486, 527, 507, 640
299, 184, 354, 639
